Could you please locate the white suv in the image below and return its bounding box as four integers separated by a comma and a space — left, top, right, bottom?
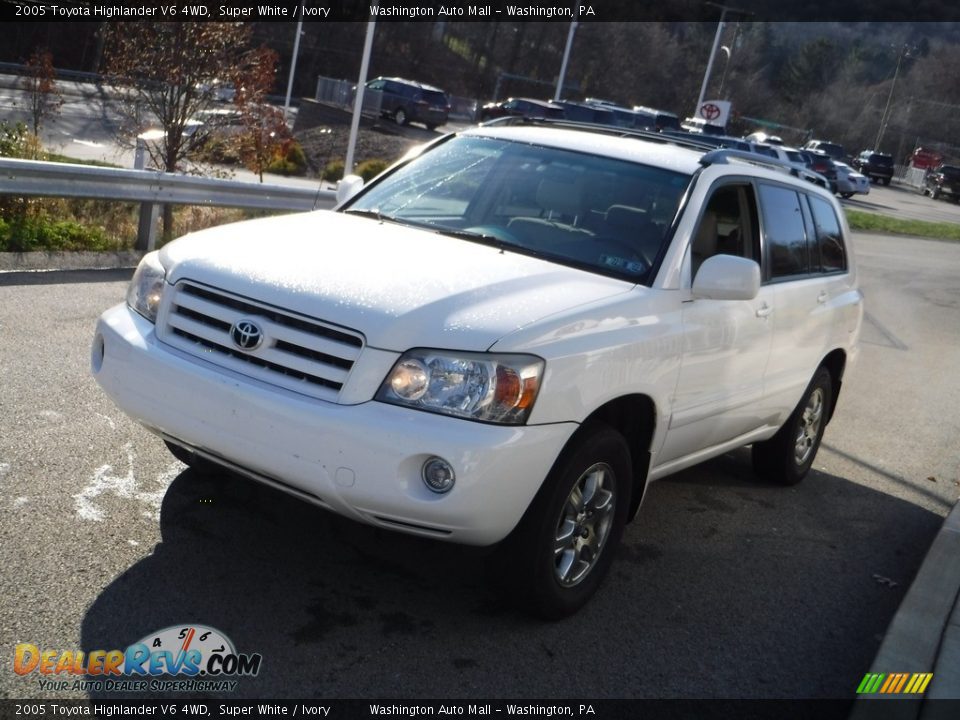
92, 122, 863, 618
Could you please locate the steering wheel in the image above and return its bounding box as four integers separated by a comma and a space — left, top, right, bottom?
594, 236, 653, 268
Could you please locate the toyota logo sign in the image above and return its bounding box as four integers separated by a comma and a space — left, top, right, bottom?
230, 320, 263, 351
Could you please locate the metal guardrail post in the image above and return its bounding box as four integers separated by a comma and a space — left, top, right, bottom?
133, 139, 158, 251
136, 203, 158, 251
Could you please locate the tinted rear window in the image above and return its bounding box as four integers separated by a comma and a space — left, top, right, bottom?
421, 90, 448, 105
817, 143, 845, 159
870, 154, 893, 166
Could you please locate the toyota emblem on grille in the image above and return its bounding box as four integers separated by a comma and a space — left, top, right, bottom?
230, 320, 263, 351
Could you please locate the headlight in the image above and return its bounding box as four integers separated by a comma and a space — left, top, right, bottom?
376, 349, 544, 425
126, 252, 166, 323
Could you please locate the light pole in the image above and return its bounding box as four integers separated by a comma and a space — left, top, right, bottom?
283, 20, 304, 123
695, 4, 750, 117
874, 44, 912, 151
554, 13, 579, 102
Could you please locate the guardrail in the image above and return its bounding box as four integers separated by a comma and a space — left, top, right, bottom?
0, 158, 336, 251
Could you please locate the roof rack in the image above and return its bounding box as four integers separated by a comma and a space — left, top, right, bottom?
478, 115, 719, 154
478, 117, 831, 190
699, 148, 830, 189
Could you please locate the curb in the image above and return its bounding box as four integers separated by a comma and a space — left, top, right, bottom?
850, 499, 960, 717
0, 250, 143, 272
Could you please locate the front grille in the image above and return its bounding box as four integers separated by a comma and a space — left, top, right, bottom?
158, 281, 364, 402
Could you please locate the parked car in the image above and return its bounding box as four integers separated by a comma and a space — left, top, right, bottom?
195, 79, 236, 103
922, 164, 960, 202
909, 147, 943, 170
632, 106, 681, 132
833, 162, 871, 199
553, 100, 616, 125
803, 139, 847, 163
365, 77, 450, 130
852, 151, 894, 185
479, 97, 564, 122
93, 121, 862, 619
583, 99, 652, 129
681, 117, 726, 135
752, 144, 808, 172
745, 131, 784, 145
805, 150, 840, 193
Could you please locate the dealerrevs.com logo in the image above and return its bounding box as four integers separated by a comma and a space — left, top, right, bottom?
14, 625, 262, 693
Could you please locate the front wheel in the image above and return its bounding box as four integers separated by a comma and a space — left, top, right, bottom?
501, 425, 631, 619
839, 192, 854, 199
752, 367, 833, 485
394, 108, 408, 126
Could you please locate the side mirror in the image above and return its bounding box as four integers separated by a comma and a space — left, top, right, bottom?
692, 254, 761, 301
335, 174, 365, 205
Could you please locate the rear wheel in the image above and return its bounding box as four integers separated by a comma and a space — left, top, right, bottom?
501, 425, 631, 619
839, 192, 854, 199
752, 368, 832, 486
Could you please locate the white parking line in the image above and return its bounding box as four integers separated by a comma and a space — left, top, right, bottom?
74, 443, 182, 522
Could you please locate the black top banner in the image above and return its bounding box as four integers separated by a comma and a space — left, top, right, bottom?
6, 698, 959, 720
2, 0, 960, 22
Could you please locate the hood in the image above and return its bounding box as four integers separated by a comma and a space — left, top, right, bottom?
159, 211, 632, 351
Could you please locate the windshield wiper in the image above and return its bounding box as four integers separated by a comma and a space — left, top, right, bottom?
342, 208, 397, 224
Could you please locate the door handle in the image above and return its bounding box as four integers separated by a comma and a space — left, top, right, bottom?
756, 303, 773, 318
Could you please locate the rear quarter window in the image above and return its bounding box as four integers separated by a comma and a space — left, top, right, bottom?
807, 196, 847, 273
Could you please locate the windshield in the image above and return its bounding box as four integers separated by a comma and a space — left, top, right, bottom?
343, 135, 691, 283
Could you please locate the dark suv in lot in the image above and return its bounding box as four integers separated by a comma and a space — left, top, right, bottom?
365, 77, 450, 130
479, 98, 564, 122
923, 164, 960, 202
853, 151, 894, 185
803, 139, 846, 163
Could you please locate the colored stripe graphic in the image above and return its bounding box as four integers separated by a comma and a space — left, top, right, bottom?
857, 672, 933, 694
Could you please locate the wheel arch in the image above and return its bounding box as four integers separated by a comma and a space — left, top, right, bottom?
578, 394, 657, 523
820, 348, 847, 424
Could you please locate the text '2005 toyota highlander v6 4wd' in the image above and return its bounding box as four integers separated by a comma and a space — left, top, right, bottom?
93, 119, 863, 619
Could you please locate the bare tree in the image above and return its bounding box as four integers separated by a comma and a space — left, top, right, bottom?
233, 45, 290, 183
21, 48, 63, 144
102, 22, 252, 240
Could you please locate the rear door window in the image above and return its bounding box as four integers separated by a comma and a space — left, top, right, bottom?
757, 184, 810, 280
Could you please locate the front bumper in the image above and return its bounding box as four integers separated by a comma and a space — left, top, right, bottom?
92, 303, 576, 545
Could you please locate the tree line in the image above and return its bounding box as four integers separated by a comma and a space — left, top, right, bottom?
5, 20, 960, 159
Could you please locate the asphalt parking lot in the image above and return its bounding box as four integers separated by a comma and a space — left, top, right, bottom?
0, 232, 958, 701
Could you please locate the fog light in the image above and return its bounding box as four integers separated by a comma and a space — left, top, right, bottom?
422, 457, 455, 494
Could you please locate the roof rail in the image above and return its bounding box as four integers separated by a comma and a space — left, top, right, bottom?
699, 148, 830, 189
478, 115, 719, 153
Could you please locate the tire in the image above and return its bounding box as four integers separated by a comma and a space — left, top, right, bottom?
752, 367, 833, 486
426, 124, 438, 131
840, 192, 854, 199
931, 187, 941, 200
882, 177, 891, 186
501, 425, 632, 620
394, 108, 408, 126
